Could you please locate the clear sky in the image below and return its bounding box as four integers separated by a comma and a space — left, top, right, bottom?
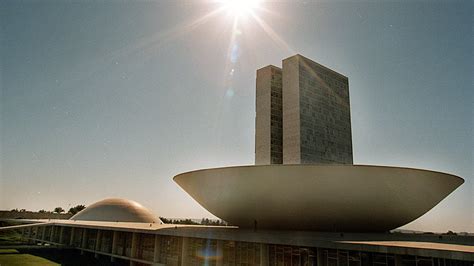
1, 0, 472, 232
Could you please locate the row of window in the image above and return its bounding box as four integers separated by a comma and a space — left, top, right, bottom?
23, 227, 472, 266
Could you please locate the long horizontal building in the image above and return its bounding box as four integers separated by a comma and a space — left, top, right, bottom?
3, 198, 472, 266
10, 219, 474, 266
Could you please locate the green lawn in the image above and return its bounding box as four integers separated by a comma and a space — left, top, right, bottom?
0, 228, 59, 265
0, 250, 59, 266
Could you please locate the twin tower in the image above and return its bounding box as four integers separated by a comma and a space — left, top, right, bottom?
255, 54, 353, 165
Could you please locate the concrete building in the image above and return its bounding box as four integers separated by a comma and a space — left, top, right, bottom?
255, 65, 283, 165
256, 55, 353, 165
174, 165, 463, 232
5, 198, 473, 265
283, 55, 352, 164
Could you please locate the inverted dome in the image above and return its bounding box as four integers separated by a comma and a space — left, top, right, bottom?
174, 164, 463, 232
70, 198, 160, 223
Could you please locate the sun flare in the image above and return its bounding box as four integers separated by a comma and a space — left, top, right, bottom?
220, 0, 261, 18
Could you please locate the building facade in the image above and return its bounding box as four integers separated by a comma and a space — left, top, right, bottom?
255, 65, 283, 165
17, 222, 474, 266
256, 54, 353, 165
283, 55, 352, 164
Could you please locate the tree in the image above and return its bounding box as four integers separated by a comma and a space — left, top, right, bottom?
53, 207, 65, 214
38, 209, 47, 213
68, 205, 86, 215
159, 217, 171, 224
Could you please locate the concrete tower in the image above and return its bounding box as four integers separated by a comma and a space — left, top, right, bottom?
255, 65, 283, 165
255, 54, 353, 165
283, 54, 353, 164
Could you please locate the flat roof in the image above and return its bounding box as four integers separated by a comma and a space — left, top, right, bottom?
282, 54, 348, 79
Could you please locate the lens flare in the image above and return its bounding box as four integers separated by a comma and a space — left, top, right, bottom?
220, 0, 261, 18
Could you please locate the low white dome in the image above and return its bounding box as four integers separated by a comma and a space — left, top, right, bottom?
70, 198, 160, 223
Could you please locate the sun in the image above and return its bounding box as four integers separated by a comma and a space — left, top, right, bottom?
220, 0, 261, 18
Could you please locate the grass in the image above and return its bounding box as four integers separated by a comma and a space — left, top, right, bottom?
0, 228, 59, 265
0, 248, 128, 266
0, 250, 59, 266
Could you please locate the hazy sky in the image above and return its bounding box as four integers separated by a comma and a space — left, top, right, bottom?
1, 0, 472, 232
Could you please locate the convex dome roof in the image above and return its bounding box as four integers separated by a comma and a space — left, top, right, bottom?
70, 198, 160, 223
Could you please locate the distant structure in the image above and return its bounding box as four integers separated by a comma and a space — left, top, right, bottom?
256, 54, 353, 165
70, 198, 160, 223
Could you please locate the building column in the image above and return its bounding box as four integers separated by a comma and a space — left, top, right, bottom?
59, 227, 64, 244
94, 230, 102, 258
21, 227, 28, 243
394, 255, 403, 266
215, 240, 223, 266
317, 248, 324, 266
153, 234, 161, 263
69, 227, 75, 246
28, 227, 32, 238
31, 227, 35, 241
130, 232, 139, 266
180, 237, 189, 266
41, 226, 46, 242
50, 226, 55, 243
25, 227, 32, 244
34, 226, 39, 241
30, 227, 36, 244
111, 231, 119, 262
81, 229, 87, 249
260, 243, 269, 266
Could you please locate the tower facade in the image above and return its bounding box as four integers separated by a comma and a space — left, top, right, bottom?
255, 65, 283, 165
255, 54, 353, 165
283, 55, 352, 164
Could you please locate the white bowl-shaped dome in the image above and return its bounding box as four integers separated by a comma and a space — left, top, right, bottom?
70, 198, 160, 223
174, 164, 463, 232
